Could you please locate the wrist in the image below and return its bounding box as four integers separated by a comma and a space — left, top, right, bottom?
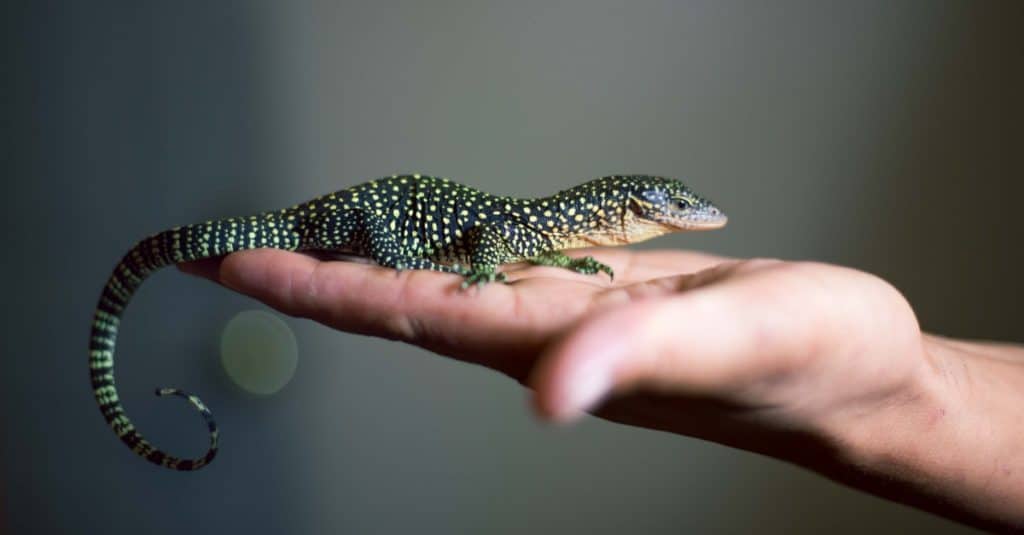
819, 334, 1024, 530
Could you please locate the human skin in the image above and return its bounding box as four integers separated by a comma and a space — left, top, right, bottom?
182, 248, 1024, 532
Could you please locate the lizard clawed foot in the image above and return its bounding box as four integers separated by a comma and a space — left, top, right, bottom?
528, 252, 614, 281
459, 269, 507, 289
570, 256, 615, 281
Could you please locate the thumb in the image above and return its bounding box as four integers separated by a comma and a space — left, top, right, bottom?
529, 276, 814, 422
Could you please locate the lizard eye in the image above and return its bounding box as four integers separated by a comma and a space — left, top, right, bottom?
674, 198, 692, 210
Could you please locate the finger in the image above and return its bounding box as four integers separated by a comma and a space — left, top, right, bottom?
194, 249, 480, 340
613, 249, 731, 282
178, 248, 591, 378
530, 266, 822, 422
178, 257, 225, 281
182, 248, 729, 287
502, 248, 731, 285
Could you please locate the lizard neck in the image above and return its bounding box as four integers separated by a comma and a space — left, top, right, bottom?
514, 186, 675, 250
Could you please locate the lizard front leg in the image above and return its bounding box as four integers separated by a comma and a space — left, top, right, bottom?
528, 250, 614, 280
458, 222, 560, 288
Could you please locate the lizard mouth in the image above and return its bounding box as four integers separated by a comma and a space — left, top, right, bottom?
665, 209, 728, 231
676, 213, 728, 230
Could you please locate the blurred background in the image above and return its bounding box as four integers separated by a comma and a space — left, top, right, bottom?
5, 1, 1021, 533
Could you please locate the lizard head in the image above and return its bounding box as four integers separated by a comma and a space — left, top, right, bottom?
543, 175, 727, 248
624, 175, 727, 231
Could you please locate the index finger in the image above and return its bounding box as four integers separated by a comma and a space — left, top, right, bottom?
180, 249, 595, 378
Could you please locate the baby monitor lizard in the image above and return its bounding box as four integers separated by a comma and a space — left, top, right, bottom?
89, 174, 727, 470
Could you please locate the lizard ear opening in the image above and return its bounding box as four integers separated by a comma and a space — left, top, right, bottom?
626, 196, 649, 216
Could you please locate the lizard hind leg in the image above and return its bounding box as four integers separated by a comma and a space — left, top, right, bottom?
460, 224, 519, 289
358, 213, 460, 274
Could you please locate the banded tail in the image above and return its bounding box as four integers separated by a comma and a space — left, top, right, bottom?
90, 211, 302, 470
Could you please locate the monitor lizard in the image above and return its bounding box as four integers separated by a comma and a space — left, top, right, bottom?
89, 174, 727, 470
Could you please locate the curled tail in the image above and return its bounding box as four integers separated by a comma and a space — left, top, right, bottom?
90, 212, 302, 470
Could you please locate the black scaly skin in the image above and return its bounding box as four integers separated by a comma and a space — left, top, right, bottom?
90, 174, 725, 470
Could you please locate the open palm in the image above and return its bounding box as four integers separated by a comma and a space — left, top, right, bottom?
183, 248, 723, 376
182, 247, 928, 456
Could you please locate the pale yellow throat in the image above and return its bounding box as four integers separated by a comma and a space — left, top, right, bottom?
554, 213, 678, 249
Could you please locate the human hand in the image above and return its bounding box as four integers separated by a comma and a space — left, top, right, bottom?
180, 248, 923, 440
180, 247, 728, 382
181, 248, 1024, 531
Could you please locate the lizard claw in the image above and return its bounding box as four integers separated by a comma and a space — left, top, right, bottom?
459, 269, 507, 289
570, 256, 614, 281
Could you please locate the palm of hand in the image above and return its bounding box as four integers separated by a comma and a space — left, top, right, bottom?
183, 246, 928, 458
183, 248, 714, 372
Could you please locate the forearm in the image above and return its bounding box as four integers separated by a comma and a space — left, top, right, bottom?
818, 334, 1024, 532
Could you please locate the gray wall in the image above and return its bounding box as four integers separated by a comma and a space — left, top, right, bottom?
5, 1, 1021, 533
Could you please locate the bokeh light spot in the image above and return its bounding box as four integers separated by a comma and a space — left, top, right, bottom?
220, 310, 298, 395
